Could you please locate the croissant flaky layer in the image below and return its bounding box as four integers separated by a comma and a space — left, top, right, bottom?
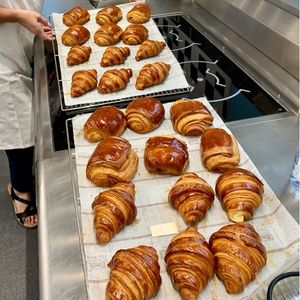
63, 6, 90, 26
100, 46, 130, 67
165, 227, 215, 300
123, 24, 149, 45
171, 99, 214, 136
67, 45, 91, 66
83, 106, 126, 143
135, 40, 166, 61
106, 245, 161, 300
144, 136, 189, 175
169, 173, 215, 226
127, 3, 151, 24
201, 128, 240, 172
96, 5, 122, 25
98, 68, 132, 93
94, 23, 123, 46
61, 25, 90, 46
86, 136, 138, 187
216, 168, 264, 222
136, 62, 171, 90
70, 69, 97, 97
92, 183, 136, 244
125, 97, 165, 133
209, 223, 267, 294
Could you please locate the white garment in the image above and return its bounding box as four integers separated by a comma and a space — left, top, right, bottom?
0, 0, 43, 149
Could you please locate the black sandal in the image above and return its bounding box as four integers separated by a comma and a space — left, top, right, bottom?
7, 184, 38, 229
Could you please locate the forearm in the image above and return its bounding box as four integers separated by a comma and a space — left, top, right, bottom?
0, 6, 23, 23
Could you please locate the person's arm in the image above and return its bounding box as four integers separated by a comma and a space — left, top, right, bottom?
0, 6, 52, 40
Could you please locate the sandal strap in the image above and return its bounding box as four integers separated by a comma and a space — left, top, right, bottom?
10, 186, 36, 207
16, 205, 38, 224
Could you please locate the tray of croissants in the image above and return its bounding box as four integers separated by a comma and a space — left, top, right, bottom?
69, 95, 299, 300
52, 2, 189, 110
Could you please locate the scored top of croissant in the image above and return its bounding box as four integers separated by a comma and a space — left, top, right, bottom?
63, 6, 90, 26
61, 25, 90, 46
123, 24, 149, 45
67, 45, 91, 66
127, 3, 151, 24
95, 5, 122, 25
94, 23, 123, 46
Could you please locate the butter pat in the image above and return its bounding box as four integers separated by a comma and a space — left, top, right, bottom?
150, 222, 178, 237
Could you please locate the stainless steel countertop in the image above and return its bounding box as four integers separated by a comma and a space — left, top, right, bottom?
37, 1, 299, 299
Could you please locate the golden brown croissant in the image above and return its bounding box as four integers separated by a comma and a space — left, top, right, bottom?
61, 25, 90, 46
66, 45, 91, 66
168, 173, 214, 226
94, 23, 123, 46
106, 245, 162, 300
135, 40, 166, 61
144, 136, 189, 175
127, 3, 151, 24
171, 99, 214, 136
95, 5, 122, 25
98, 68, 132, 94
83, 106, 126, 143
70, 69, 97, 97
125, 97, 165, 134
62, 6, 90, 26
91, 182, 136, 244
165, 227, 215, 300
209, 223, 267, 294
100, 46, 130, 67
200, 128, 240, 172
122, 24, 148, 45
136, 62, 170, 90
86, 136, 138, 187
216, 168, 264, 222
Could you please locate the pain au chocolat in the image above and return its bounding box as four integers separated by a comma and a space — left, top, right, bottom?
95, 5, 122, 25
122, 24, 148, 45
126, 3, 151, 24
63, 6, 90, 26
94, 23, 123, 46
61, 25, 90, 46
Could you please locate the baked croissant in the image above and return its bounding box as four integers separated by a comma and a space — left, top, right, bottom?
70, 69, 97, 97
144, 136, 189, 175
200, 128, 240, 172
61, 25, 90, 46
125, 97, 165, 134
63, 6, 90, 26
94, 23, 123, 46
209, 223, 267, 294
83, 106, 126, 143
66, 45, 91, 66
95, 5, 122, 25
92, 183, 136, 244
168, 173, 214, 226
100, 46, 130, 67
106, 245, 162, 300
127, 3, 151, 24
122, 24, 148, 45
98, 68, 132, 94
165, 227, 215, 300
86, 136, 138, 187
171, 99, 214, 136
136, 62, 170, 90
216, 168, 264, 222
135, 40, 166, 61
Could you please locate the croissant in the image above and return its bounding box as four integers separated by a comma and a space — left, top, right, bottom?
63, 6, 90, 26
98, 68, 132, 94
216, 168, 264, 222
136, 62, 170, 90
86, 136, 138, 187
66, 45, 91, 66
209, 223, 267, 294
171, 99, 214, 136
125, 97, 165, 134
122, 24, 148, 45
95, 5, 122, 25
200, 128, 240, 172
83, 106, 126, 143
127, 3, 151, 24
144, 136, 189, 175
106, 245, 162, 300
168, 173, 214, 226
61, 25, 90, 46
100, 46, 130, 67
70, 69, 97, 97
135, 40, 166, 61
92, 183, 136, 244
94, 23, 123, 46
165, 227, 215, 300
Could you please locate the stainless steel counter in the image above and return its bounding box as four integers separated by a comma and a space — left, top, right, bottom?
37, 1, 299, 299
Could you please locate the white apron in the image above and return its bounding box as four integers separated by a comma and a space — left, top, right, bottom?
0, 0, 43, 149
